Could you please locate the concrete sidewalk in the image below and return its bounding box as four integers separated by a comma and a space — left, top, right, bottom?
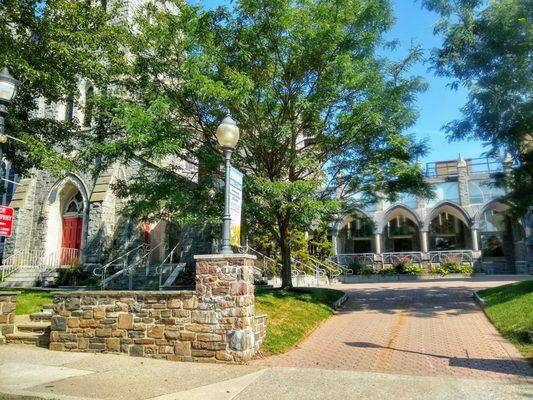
0, 345, 531, 400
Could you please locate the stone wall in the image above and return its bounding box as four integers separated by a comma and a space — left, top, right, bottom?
49, 254, 265, 362
0, 292, 17, 345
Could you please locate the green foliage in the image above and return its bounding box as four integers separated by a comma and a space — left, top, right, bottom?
403, 264, 425, 275
428, 265, 449, 276
478, 281, 533, 362
422, 0, 533, 216
77, 0, 431, 288
359, 267, 375, 275
392, 256, 413, 274
441, 261, 473, 274
56, 266, 99, 286
0, 0, 127, 176
255, 288, 344, 354
380, 265, 397, 276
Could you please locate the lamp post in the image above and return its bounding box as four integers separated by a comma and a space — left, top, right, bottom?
0, 68, 19, 140
216, 115, 240, 254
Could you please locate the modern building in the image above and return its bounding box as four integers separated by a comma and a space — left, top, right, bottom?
332, 155, 532, 274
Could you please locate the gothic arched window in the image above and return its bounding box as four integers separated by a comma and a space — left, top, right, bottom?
83, 86, 94, 127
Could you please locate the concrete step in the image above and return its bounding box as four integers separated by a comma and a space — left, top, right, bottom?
0, 281, 38, 288
6, 332, 50, 347
30, 311, 53, 322
42, 303, 53, 310
16, 322, 50, 334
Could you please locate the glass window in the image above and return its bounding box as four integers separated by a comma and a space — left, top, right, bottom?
468, 179, 506, 205
426, 182, 460, 207
83, 86, 94, 127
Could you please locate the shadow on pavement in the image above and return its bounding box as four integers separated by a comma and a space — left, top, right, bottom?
345, 341, 533, 378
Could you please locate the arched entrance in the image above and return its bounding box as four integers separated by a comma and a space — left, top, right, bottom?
44, 176, 89, 266
335, 211, 375, 254
428, 203, 470, 251
61, 192, 84, 264
382, 207, 421, 252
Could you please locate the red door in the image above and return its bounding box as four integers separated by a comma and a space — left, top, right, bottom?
61, 217, 82, 264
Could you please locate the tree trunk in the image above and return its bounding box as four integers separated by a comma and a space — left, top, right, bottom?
278, 218, 293, 289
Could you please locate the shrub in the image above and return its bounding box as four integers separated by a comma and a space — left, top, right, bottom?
380, 265, 397, 275
392, 256, 412, 274
359, 267, 375, 275
403, 264, 424, 275
428, 266, 449, 276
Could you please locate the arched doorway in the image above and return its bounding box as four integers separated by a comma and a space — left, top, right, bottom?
336, 211, 374, 254
382, 206, 421, 252
44, 176, 88, 267
429, 212, 468, 250
428, 203, 470, 251
61, 192, 84, 264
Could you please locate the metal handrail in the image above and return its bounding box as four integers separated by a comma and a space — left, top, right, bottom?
309, 256, 343, 278
93, 243, 145, 279
100, 243, 162, 289
157, 242, 182, 289
429, 250, 474, 266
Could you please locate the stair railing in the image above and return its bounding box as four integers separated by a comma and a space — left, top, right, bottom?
309, 256, 345, 279
118, 243, 163, 290
157, 242, 183, 289
94, 243, 147, 289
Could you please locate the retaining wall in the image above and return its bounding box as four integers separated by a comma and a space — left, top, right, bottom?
49, 254, 265, 362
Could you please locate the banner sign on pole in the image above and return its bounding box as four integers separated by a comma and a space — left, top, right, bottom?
0, 205, 14, 237
229, 166, 244, 247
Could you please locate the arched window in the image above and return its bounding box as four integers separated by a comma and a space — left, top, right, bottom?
65, 94, 74, 122
83, 86, 94, 127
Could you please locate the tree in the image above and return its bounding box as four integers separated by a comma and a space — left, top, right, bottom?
421, 0, 532, 215
84, 0, 431, 288
0, 0, 127, 175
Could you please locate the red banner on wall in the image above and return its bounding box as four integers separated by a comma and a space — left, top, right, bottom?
0, 206, 14, 237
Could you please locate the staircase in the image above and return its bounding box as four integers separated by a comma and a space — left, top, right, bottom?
6, 303, 52, 347
0, 267, 59, 288
102, 263, 186, 290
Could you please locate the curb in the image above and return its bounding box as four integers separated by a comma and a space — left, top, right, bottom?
335, 293, 349, 310
472, 291, 486, 308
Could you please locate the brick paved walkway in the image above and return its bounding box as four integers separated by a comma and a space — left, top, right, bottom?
252, 278, 533, 382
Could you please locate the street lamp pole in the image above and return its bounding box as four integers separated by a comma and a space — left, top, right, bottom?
0, 67, 19, 165
216, 115, 240, 255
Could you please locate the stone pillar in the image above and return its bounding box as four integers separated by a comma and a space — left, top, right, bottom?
374, 233, 382, 254
471, 228, 479, 252
0, 292, 17, 345
193, 254, 256, 362
420, 231, 429, 253
457, 155, 470, 206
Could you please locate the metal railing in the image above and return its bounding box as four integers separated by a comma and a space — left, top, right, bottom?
425, 157, 504, 178
429, 250, 474, 266
2, 247, 81, 271
92, 243, 146, 283
381, 252, 423, 267
157, 242, 184, 289
332, 253, 376, 269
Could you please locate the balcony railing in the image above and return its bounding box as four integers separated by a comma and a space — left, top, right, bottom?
425, 157, 504, 178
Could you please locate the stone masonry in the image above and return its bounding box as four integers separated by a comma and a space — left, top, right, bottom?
49, 254, 266, 362
0, 292, 18, 345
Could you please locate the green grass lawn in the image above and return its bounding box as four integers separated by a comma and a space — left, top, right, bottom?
255, 288, 344, 355
0, 288, 54, 315
477, 280, 533, 362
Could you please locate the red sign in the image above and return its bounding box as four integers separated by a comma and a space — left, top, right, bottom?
0, 206, 14, 237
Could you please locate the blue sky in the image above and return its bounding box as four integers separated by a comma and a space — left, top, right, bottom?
192, 0, 488, 164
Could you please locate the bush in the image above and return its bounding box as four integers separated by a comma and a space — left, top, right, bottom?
442, 262, 473, 274
392, 256, 413, 274
380, 265, 397, 276
428, 265, 449, 276
57, 266, 93, 286
359, 267, 375, 275
403, 264, 425, 275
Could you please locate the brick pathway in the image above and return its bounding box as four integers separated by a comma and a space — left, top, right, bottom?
252, 278, 533, 382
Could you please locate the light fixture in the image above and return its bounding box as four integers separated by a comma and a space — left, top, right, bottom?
216, 115, 240, 149
216, 115, 240, 254
0, 68, 19, 104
